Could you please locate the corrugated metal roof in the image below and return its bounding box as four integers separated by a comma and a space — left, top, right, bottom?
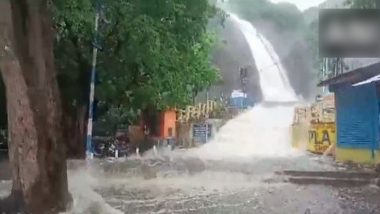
318, 62, 380, 87
353, 74, 380, 86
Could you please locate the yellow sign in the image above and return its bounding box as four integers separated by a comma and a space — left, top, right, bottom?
308, 123, 336, 154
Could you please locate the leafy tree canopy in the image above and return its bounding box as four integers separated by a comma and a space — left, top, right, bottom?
224, 0, 305, 32
52, 0, 222, 120
344, 0, 377, 8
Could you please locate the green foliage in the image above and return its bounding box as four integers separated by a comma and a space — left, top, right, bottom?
305, 20, 319, 71
225, 0, 304, 32
344, 0, 377, 8
52, 0, 94, 116
52, 0, 221, 123
95, 0, 221, 110
94, 104, 139, 135
223, 0, 319, 71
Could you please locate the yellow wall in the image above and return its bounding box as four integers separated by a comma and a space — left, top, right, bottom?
291, 123, 309, 150
336, 147, 380, 164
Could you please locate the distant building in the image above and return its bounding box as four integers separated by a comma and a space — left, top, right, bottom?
229, 90, 254, 109
319, 62, 380, 164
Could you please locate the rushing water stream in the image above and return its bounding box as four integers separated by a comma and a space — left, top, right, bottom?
228, 13, 297, 102
60, 9, 341, 214
0, 6, 341, 214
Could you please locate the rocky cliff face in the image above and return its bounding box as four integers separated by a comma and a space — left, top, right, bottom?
252, 19, 317, 99
208, 18, 263, 102
202, 0, 321, 102
206, 17, 316, 102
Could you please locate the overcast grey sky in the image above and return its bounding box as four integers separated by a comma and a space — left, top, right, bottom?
269, 0, 326, 11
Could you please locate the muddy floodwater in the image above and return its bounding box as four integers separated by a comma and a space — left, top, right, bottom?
64, 105, 379, 214
1, 106, 379, 214
64, 153, 379, 214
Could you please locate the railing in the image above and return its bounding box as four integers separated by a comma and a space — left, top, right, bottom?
310, 97, 335, 123
293, 95, 336, 125
176, 100, 219, 123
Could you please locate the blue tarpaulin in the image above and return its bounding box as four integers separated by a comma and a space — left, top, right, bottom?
229, 97, 254, 109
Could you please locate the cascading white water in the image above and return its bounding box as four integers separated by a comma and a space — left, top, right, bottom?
229, 13, 297, 102
0, 6, 331, 214
195, 11, 300, 159
194, 104, 299, 160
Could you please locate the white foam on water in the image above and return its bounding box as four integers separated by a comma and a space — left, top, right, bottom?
63, 7, 311, 213
62, 165, 124, 214
186, 10, 301, 161
0, 180, 11, 199
192, 104, 301, 161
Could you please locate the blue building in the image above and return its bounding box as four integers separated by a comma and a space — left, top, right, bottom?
319, 62, 380, 164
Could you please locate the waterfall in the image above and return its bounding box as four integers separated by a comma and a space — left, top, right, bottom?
229, 13, 297, 102
193, 11, 300, 159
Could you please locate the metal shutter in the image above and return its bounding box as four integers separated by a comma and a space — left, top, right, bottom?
336, 83, 379, 150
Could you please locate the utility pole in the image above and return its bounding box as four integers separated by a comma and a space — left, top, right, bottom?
86, 1, 101, 159
321, 58, 328, 95
205, 89, 209, 143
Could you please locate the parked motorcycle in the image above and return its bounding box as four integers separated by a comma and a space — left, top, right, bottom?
93, 137, 132, 158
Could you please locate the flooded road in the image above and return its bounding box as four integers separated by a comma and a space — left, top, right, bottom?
64, 154, 379, 214
62, 105, 378, 214
0, 105, 379, 214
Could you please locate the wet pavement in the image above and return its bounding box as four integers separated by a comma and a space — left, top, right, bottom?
63, 152, 380, 214
1, 106, 380, 213
0, 152, 379, 214
99, 182, 341, 214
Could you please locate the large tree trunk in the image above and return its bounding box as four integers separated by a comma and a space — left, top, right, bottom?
0, 0, 70, 213
64, 105, 86, 159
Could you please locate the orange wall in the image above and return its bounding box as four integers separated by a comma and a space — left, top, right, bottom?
160, 110, 177, 138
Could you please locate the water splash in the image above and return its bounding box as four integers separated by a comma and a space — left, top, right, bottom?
60, 9, 305, 214
190, 12, 300, 161
50, 6, 317, 214
193, 104, 300, 161
62, 163, 124, 214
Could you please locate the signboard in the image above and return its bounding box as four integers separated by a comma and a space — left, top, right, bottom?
231, 90, 246, 98
308, 123, 336, 154
192, 123, 212, 143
